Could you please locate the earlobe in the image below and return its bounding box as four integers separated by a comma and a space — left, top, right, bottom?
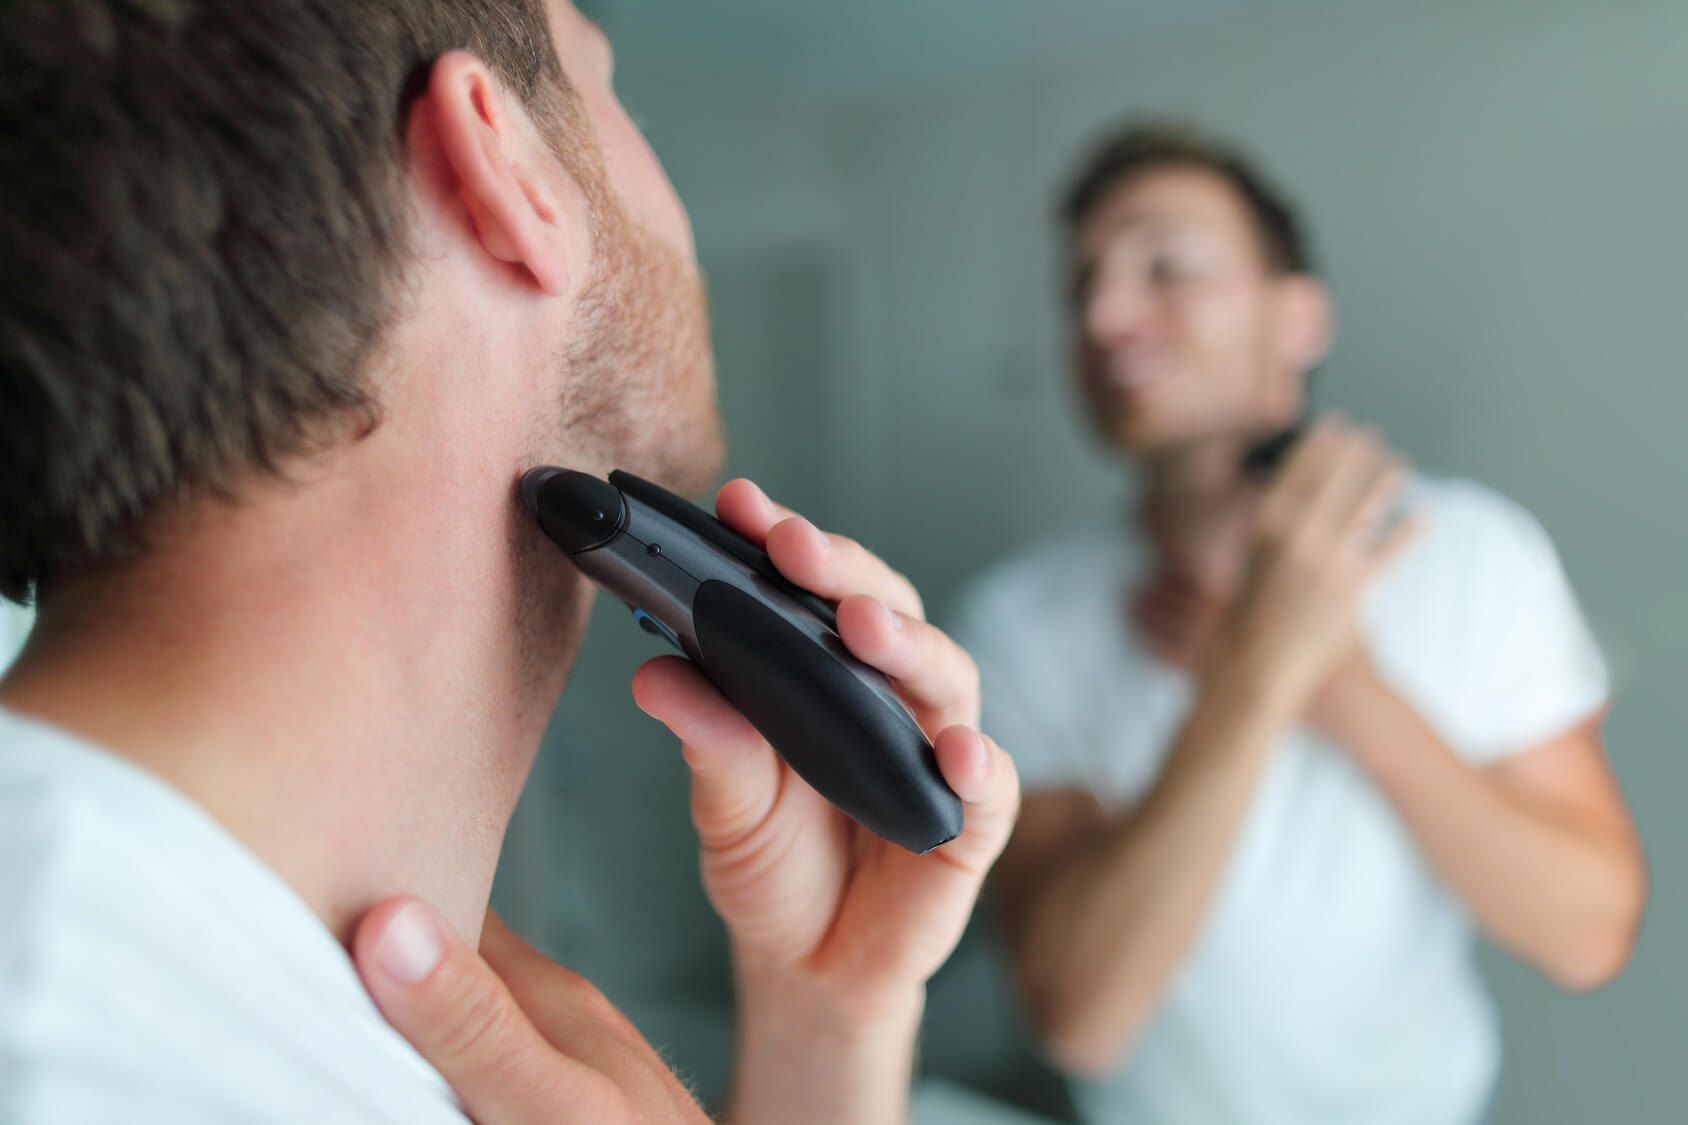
422, 51, 570, 296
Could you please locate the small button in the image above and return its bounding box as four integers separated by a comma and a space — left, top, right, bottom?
647, 543, 662, 558
631, 608, 682, 651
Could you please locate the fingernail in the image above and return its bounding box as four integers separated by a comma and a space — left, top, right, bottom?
877, 598, 904, 629
375, 901, 444, 985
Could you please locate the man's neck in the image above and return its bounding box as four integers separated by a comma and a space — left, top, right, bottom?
1141, 438, 1252, 514
0, 443, 592, 948
1135, 437, 1263, 595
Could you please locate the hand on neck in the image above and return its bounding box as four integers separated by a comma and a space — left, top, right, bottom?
0, 407, 595, 948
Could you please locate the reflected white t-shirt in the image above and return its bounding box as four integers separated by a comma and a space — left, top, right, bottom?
0, 709, 468, 1124
951, 478, 1609, 1125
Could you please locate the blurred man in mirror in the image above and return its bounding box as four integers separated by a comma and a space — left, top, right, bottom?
0, 2, 1017, 1122
952, 123, 1646, 1124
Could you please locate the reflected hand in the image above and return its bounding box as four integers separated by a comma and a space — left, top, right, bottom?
1225, 418, 1419, 708
632, 479, 1020, 1023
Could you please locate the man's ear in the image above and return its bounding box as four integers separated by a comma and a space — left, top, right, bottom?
420, 51, 570, 296
1274, 274, 1334, 374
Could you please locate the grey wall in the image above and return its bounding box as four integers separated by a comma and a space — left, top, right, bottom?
502, 1, 1688, 1121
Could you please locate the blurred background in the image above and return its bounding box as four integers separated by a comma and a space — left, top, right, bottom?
482, 0, 1687, 1122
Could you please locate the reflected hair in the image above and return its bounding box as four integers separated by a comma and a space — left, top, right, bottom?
1060, 120, 1315, 277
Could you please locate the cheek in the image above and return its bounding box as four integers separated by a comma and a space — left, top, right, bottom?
1179, 279, 1250, 346
590, 94, 695, 262
1175, 280, 1269, 378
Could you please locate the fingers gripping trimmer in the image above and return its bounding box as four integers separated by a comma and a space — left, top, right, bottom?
520, 467, 964, 854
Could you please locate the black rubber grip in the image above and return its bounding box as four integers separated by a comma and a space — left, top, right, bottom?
609, 470, 839, 632
692, 579, 962, 854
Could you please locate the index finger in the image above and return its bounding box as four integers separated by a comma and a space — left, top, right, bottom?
1263, 418, 1389, 536
714, 479, 926, 620
713, 478, 795, 546
1270, 417, 1347, 501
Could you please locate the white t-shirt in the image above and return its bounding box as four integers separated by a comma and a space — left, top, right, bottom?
950, 478, 1609, 1125
0, 603, 31, 675
0, 708, 468, 1125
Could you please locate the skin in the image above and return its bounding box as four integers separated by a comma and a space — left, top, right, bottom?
0, 3, 1020, 1123
992, 164, 1647, 1076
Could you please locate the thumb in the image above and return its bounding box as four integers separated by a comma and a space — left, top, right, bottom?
353, 897, 624, 1125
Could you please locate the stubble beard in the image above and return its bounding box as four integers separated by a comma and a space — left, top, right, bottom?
511, 141, 722, 708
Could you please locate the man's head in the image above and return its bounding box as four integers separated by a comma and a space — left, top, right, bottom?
0, 0, 722, 606
1060, 122, 1331, 461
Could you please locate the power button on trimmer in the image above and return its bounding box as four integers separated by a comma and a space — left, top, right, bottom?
632, 608, 682, 651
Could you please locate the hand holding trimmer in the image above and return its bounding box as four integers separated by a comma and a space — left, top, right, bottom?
520, 467, 964, 854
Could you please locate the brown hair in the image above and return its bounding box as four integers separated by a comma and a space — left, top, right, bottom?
0, 0, 582, 603
1060, 121, 1314, 276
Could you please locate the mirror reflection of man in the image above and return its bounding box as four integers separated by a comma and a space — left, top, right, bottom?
954, 123, 1646, 1124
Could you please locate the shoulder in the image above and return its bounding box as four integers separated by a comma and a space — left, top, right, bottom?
0, 712, 173, 1037
1376, 474, 1572, 623
1411, 476, 1554, 551
1397, 475, 1565, 589
0, 711, 90, 914
0, 722, 91, 1042
1369, 478, 1608, 762
0, 714, 404, 1121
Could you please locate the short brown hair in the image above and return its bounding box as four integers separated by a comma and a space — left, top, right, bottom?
1060, 121, 1314, 276
0, 0, 581, 603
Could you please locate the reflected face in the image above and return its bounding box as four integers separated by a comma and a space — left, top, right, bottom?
1068, 166, 1302, 458
538, 1, 724, 496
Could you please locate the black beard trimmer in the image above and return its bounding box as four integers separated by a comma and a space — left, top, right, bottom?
520, 467, 964, 854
